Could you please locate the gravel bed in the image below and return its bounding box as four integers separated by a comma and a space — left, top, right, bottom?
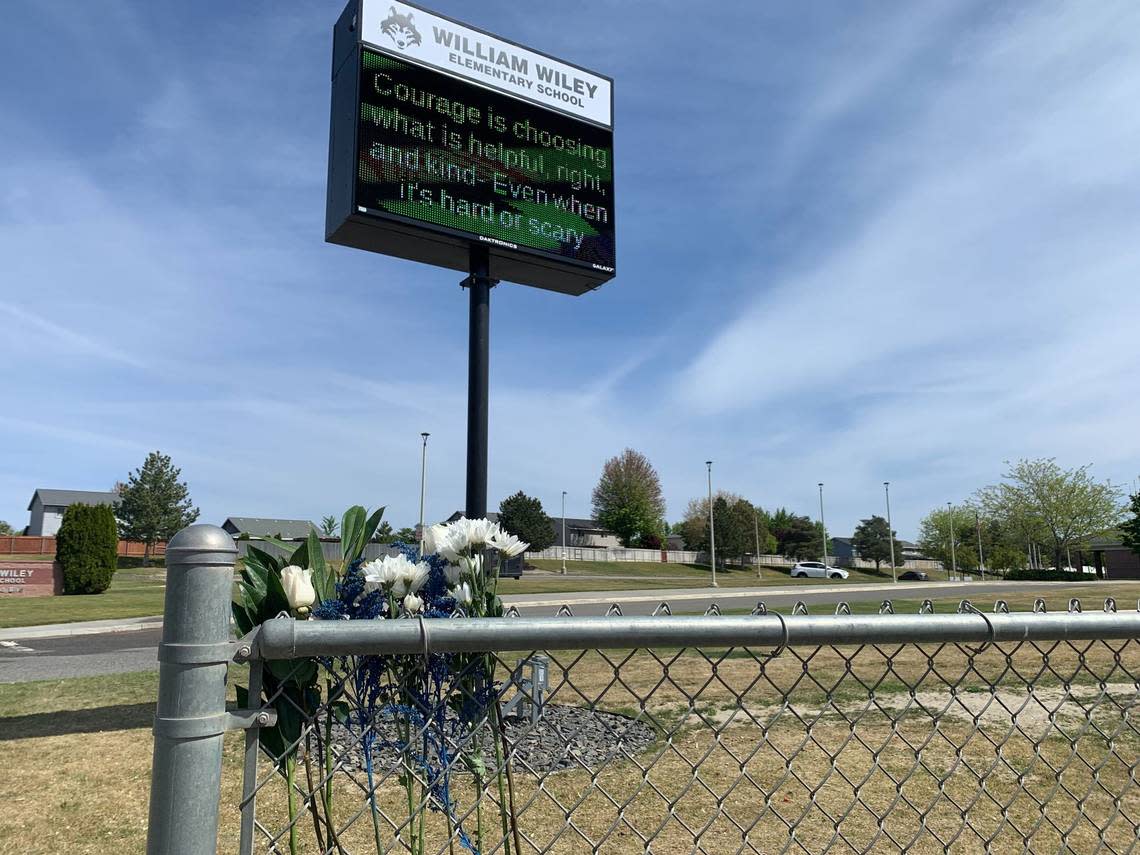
326, 704, 656, 775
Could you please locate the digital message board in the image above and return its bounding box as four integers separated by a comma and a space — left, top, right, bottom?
326, 1, 615, 295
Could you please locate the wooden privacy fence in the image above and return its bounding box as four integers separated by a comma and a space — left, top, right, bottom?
0, 535, 166, 558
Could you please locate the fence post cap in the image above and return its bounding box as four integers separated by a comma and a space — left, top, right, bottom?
167, 524, 236, 554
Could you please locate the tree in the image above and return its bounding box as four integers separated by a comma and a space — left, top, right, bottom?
0, 520, 12, 536
117, 451, 200, 565
591, 448, 666, 547
320, 515, 339, 537
1121, 492, 1140, 557
373, 520, 395, 543
498, 491, 555, 552
975, 459, 1123, 572
770, 508, 826, 561
917, 507, 983, 572
851, 515, 904, 571
394, 526, 417, 543
56, 503, 118, 594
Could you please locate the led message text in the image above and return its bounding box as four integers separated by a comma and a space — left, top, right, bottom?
355, 49, 614, 275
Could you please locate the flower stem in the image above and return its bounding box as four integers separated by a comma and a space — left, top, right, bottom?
285, 755, 299, 855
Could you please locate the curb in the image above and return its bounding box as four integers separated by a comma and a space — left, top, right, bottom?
0, 616, 164, 642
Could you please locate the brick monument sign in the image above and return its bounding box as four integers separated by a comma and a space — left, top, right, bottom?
0, 561, 63, 597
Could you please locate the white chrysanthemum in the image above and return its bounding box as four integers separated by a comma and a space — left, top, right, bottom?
443, 563, 462, 586
422, 523, 449, 556
403, 592, 423, 615
490, 531, 528, 558
362, 554, 427, 595
392, 560, 431, 597
450, 581, 472, 604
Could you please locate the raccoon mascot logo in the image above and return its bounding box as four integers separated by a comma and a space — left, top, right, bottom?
380, 6, 421, 50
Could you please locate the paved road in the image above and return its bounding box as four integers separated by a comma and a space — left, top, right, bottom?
0, 580, 1108, 684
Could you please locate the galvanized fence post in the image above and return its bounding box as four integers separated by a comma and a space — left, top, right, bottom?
146, 524, 237, 855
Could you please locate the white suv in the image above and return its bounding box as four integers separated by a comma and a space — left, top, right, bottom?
791, 561, 849, 580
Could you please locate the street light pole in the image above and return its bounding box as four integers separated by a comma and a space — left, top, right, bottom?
818, 483, 828, 564
884, 481, 896, 583
754, 511, 762, 579
418, 432, 430, 556
947, 501, 957, 578
975, 509, 985, 582
561, 490, 567, 575
706, 461, 717, 588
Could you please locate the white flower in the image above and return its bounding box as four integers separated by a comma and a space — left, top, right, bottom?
422, 523, 449, 556
361, 557, 396, 593
459, 554, 482, 580
281, 566, 316, 611
403, 593, 423, 615
451, 582, 472, 604
391, 559, 431, 597
443, 563, 462, 586
361, 554, 429, 596
446, 517, 500, 554
490, 531, 528, 558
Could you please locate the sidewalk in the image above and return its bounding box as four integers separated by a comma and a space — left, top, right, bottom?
0, 614, 163, 642
0, 578, 1045, 642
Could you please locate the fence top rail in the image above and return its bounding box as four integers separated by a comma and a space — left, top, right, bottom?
253, 611, 1140, 660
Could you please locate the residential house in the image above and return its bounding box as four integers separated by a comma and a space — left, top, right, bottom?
444, 511, 621, 549
222, 517, 318, 539
26, 488, 121, 536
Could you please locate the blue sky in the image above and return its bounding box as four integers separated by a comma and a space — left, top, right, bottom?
3, 0, 1139, 540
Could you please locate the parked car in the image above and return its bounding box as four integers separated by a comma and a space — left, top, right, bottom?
791, 561, 849, 580
898, 570, 929, 581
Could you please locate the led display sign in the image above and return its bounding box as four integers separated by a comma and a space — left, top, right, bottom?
326, 1, 615, 295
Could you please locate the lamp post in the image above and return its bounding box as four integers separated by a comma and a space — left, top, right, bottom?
754, 511, 762, 579
561, 490, 567, 575
947, 501, 957, 578
975, 509, 985, 582
884, 481, 896, 583
418, 432, 429, 555
818, 483, 828, 564
706, 461, 717, 587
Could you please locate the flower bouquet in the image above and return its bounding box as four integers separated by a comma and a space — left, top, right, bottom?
234, 506, 528, 855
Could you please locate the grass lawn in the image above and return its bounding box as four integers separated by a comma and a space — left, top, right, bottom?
0, 574, 166, 629
676, 581, 1140, 616
2, 619, 1137, 854
526, 558, 893, 586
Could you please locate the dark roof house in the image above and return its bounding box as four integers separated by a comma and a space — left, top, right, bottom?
222, 517, 318, 539
26, 488, 122, 536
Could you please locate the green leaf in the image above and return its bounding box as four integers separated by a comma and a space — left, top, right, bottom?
257, 535, 297, 557
341, 506, 365, 562
305, 530, 334, 601
361, 507, 386, 552
245, 545, 286, 575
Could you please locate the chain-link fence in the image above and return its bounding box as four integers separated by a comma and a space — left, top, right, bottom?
216, 603, 1139, 855
143, 529, 1140, 855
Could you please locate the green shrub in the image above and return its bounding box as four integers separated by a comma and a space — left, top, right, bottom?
56, 503, 118, 594
1005, 566, 1087, 582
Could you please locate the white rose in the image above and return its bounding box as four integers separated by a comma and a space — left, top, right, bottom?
281, 566, 316, 611
403, 592, 423, 615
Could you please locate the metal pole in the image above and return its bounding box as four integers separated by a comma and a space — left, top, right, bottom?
947, 502, 957, 578
146, 524, 237, 855
818, 483, 828, 564
561, 490, 567, 575
706, 461, 717, 587
465, 245, 495, 519
884, 481, 896, 583
418, 431, 429, 555
975, 509, 985, 581
754, 511, 762, 579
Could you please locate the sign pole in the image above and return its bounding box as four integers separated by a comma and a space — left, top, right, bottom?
465, 245, 496, 519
